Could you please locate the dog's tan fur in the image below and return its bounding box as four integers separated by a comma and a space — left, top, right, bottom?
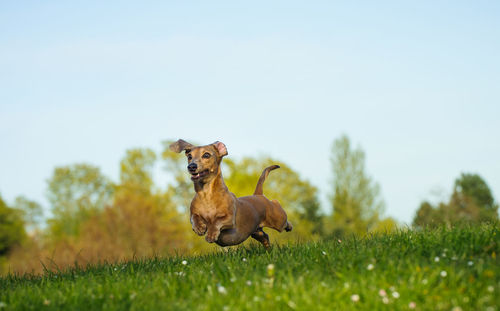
169, 139, 292, 248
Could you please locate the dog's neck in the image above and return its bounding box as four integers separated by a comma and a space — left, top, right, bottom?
193, 166, 231, 200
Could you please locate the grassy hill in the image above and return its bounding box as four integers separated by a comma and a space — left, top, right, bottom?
1, 224, 498, 310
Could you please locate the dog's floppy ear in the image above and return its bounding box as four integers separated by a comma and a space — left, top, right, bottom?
212, 141, 228, 157
169, 139, 194, 153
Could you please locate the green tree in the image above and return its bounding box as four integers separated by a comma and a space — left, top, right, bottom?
413, 201, 439, 228
412, 173, 498, 228
329, 135, 384, 237
119, 148, 157, 195
451, 173, 498, 222
0, 195, 25, 256
74, 147, 201, 261
12, 196, 43, 232
46, 164, 114, 237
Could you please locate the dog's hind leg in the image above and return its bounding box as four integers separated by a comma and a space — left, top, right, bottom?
251, 228, 270, 249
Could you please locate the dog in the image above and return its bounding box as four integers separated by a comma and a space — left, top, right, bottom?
169, 139, 292, 248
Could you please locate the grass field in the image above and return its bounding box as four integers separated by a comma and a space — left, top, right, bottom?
1, 224, 499, 310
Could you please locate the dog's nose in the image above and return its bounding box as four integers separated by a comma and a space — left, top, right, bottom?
188, 163, 197, 172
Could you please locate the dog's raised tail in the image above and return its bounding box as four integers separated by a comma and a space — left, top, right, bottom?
253, 165, 280, 195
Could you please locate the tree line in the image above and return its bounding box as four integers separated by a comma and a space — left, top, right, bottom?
0, 135, 497, 274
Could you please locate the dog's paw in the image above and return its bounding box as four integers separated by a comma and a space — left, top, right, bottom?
193, 224, 207, 236
205, 231, 220, 243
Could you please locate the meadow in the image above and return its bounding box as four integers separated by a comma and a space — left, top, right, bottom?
1, 224, 498, 311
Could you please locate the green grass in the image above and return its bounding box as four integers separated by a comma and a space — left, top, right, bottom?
1, 224, 499, 310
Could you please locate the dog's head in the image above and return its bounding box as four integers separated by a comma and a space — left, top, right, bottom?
169, 139, 228, 183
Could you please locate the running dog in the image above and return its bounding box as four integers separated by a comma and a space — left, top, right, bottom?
169, 139, 292, 248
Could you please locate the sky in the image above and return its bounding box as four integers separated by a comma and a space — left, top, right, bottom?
1, 1, 499, 224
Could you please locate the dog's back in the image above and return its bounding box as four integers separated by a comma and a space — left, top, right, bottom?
238, 195, 288, 232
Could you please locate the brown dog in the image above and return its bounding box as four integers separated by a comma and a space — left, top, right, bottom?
169, 139, 292, 248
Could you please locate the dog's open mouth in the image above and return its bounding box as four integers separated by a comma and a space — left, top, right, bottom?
191, 169, 209, 180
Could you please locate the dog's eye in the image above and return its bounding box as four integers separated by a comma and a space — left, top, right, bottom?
187, 154, 192, 161
202, 153, 211, 159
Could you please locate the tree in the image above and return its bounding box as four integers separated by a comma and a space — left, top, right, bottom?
329, 135, 385, 237
119, 148, 157, 195
413, 201, 439, 228
46, 164, 114, 237
370, 217, 398, 233
451, 173, 498, 222
75, 147, 200, 262
412, 173, 498, 228
0, 195, 25, 256
12, 196, 43, 233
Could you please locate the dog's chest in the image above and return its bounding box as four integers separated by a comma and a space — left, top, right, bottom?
193, 198, 223, 220
201, 203, 219, 220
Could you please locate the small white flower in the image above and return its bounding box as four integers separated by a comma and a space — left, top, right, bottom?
246, 280, 252, 286
434, 256, 440, 262
382, 297, 389, 304
487, 286, 494, 293
440, 270, 447, 277
422, 278, 428, 284
409, 302, 416, 309
0, 302, 7, 309
322, 251, 327, 255
182, 260, 188, 265
242, 258, 247, 262
217, 285, 227, 295
287, 300, 297, 309
267, 264, 275, 278
367, 264, 374, 271
344, 282, 350, 288
378, 289, 387, 297
350, 294, 360, 302
230, 277, 236, 282
392, 291, 400, 299
452, 307, 462, 311
467, 261, 473, 266
452, 256, 458, 260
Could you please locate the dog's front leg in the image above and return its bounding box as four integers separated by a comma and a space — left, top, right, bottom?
191, 213, 207, 236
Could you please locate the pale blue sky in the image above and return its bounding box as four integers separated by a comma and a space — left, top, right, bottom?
1, 1, 499, 224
